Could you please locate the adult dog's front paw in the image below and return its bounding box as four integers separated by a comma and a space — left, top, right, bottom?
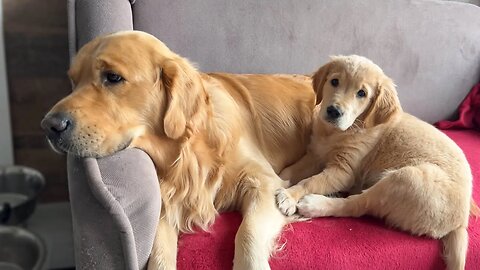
275, 188, 297, 216
297, 194, 330, 218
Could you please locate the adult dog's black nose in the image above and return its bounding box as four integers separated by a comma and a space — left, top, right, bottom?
326, 105, 343, 119
41, 112, 73, 137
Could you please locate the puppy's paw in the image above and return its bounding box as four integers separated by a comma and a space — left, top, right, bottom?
297, 194, 330, 218
275, 188, 297, 216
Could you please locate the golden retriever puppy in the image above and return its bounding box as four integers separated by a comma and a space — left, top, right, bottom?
275, 55, 477, 270
41, 31, 315, 269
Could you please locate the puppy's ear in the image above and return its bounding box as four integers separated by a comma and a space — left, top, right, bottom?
312, 62, 332, 105
362, 76, 402, 127
161, 59, 203, 139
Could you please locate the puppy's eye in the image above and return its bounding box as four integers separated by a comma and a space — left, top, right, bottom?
103, 71, 124, 85
357, 89, 367, 98
330, 79, 339, 87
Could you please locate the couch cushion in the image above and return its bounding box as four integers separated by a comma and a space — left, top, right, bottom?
132, 0, 480, 124
177, 130, 480, 269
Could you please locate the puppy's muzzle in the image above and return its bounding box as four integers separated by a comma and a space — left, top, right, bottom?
326, 105, 343, 120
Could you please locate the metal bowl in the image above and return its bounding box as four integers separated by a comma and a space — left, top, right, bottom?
0, 226, 46, 270
0, 166, 45, 225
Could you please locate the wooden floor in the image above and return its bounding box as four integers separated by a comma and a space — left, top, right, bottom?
4, 0, 70, 202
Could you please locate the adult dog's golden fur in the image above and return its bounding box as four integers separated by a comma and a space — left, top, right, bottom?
43, 31, 315, 269
275, 55, 476, 270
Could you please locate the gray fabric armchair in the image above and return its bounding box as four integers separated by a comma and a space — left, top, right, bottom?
66, 0, 480, 269
67, 149, 160, 270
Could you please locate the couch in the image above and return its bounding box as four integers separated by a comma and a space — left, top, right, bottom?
66, 0, 480, 269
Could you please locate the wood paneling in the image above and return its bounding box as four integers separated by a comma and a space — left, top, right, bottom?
4, 0, 70, 202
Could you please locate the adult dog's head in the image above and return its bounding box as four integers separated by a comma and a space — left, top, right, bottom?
312, 55, 402, 131
41, 31, 207, 158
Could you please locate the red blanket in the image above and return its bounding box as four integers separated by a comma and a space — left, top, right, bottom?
436, 83, 480, 131
177, 130, 480, 269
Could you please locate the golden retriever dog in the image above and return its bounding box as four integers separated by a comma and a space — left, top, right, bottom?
40, 31, 315, 269
275, 55, 477, 270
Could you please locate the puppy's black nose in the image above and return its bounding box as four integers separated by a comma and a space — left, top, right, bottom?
41, 112, 73, 137
326, 105, 343, 119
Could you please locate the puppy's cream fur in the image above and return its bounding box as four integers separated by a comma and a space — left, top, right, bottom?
275, 55, 477, 270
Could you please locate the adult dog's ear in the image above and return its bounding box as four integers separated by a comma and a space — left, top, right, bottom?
362, 75, 402, 127
161, 59, 204, 139
312, 62, 332, 105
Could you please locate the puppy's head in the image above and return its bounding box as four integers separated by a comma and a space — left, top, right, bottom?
312, 55, 401, 131
41, 31, 206, 157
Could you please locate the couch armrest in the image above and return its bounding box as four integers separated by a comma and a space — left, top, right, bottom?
68, 0, 134, 59
67, 148, 160, 270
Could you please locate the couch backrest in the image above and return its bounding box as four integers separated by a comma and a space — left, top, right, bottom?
72, 0, 480, 123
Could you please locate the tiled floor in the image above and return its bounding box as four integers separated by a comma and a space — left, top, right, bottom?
25, 202, 75, 269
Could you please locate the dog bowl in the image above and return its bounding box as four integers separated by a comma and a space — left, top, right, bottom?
0, 226, 46, 270
0, 166, 45, 225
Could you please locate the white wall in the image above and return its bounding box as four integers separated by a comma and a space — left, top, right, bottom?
0, 1, 14, 166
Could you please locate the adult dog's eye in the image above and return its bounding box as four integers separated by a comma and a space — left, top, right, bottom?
357, 89, 366, 98
330, 79, 339, 87
103, 72, 124, 84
